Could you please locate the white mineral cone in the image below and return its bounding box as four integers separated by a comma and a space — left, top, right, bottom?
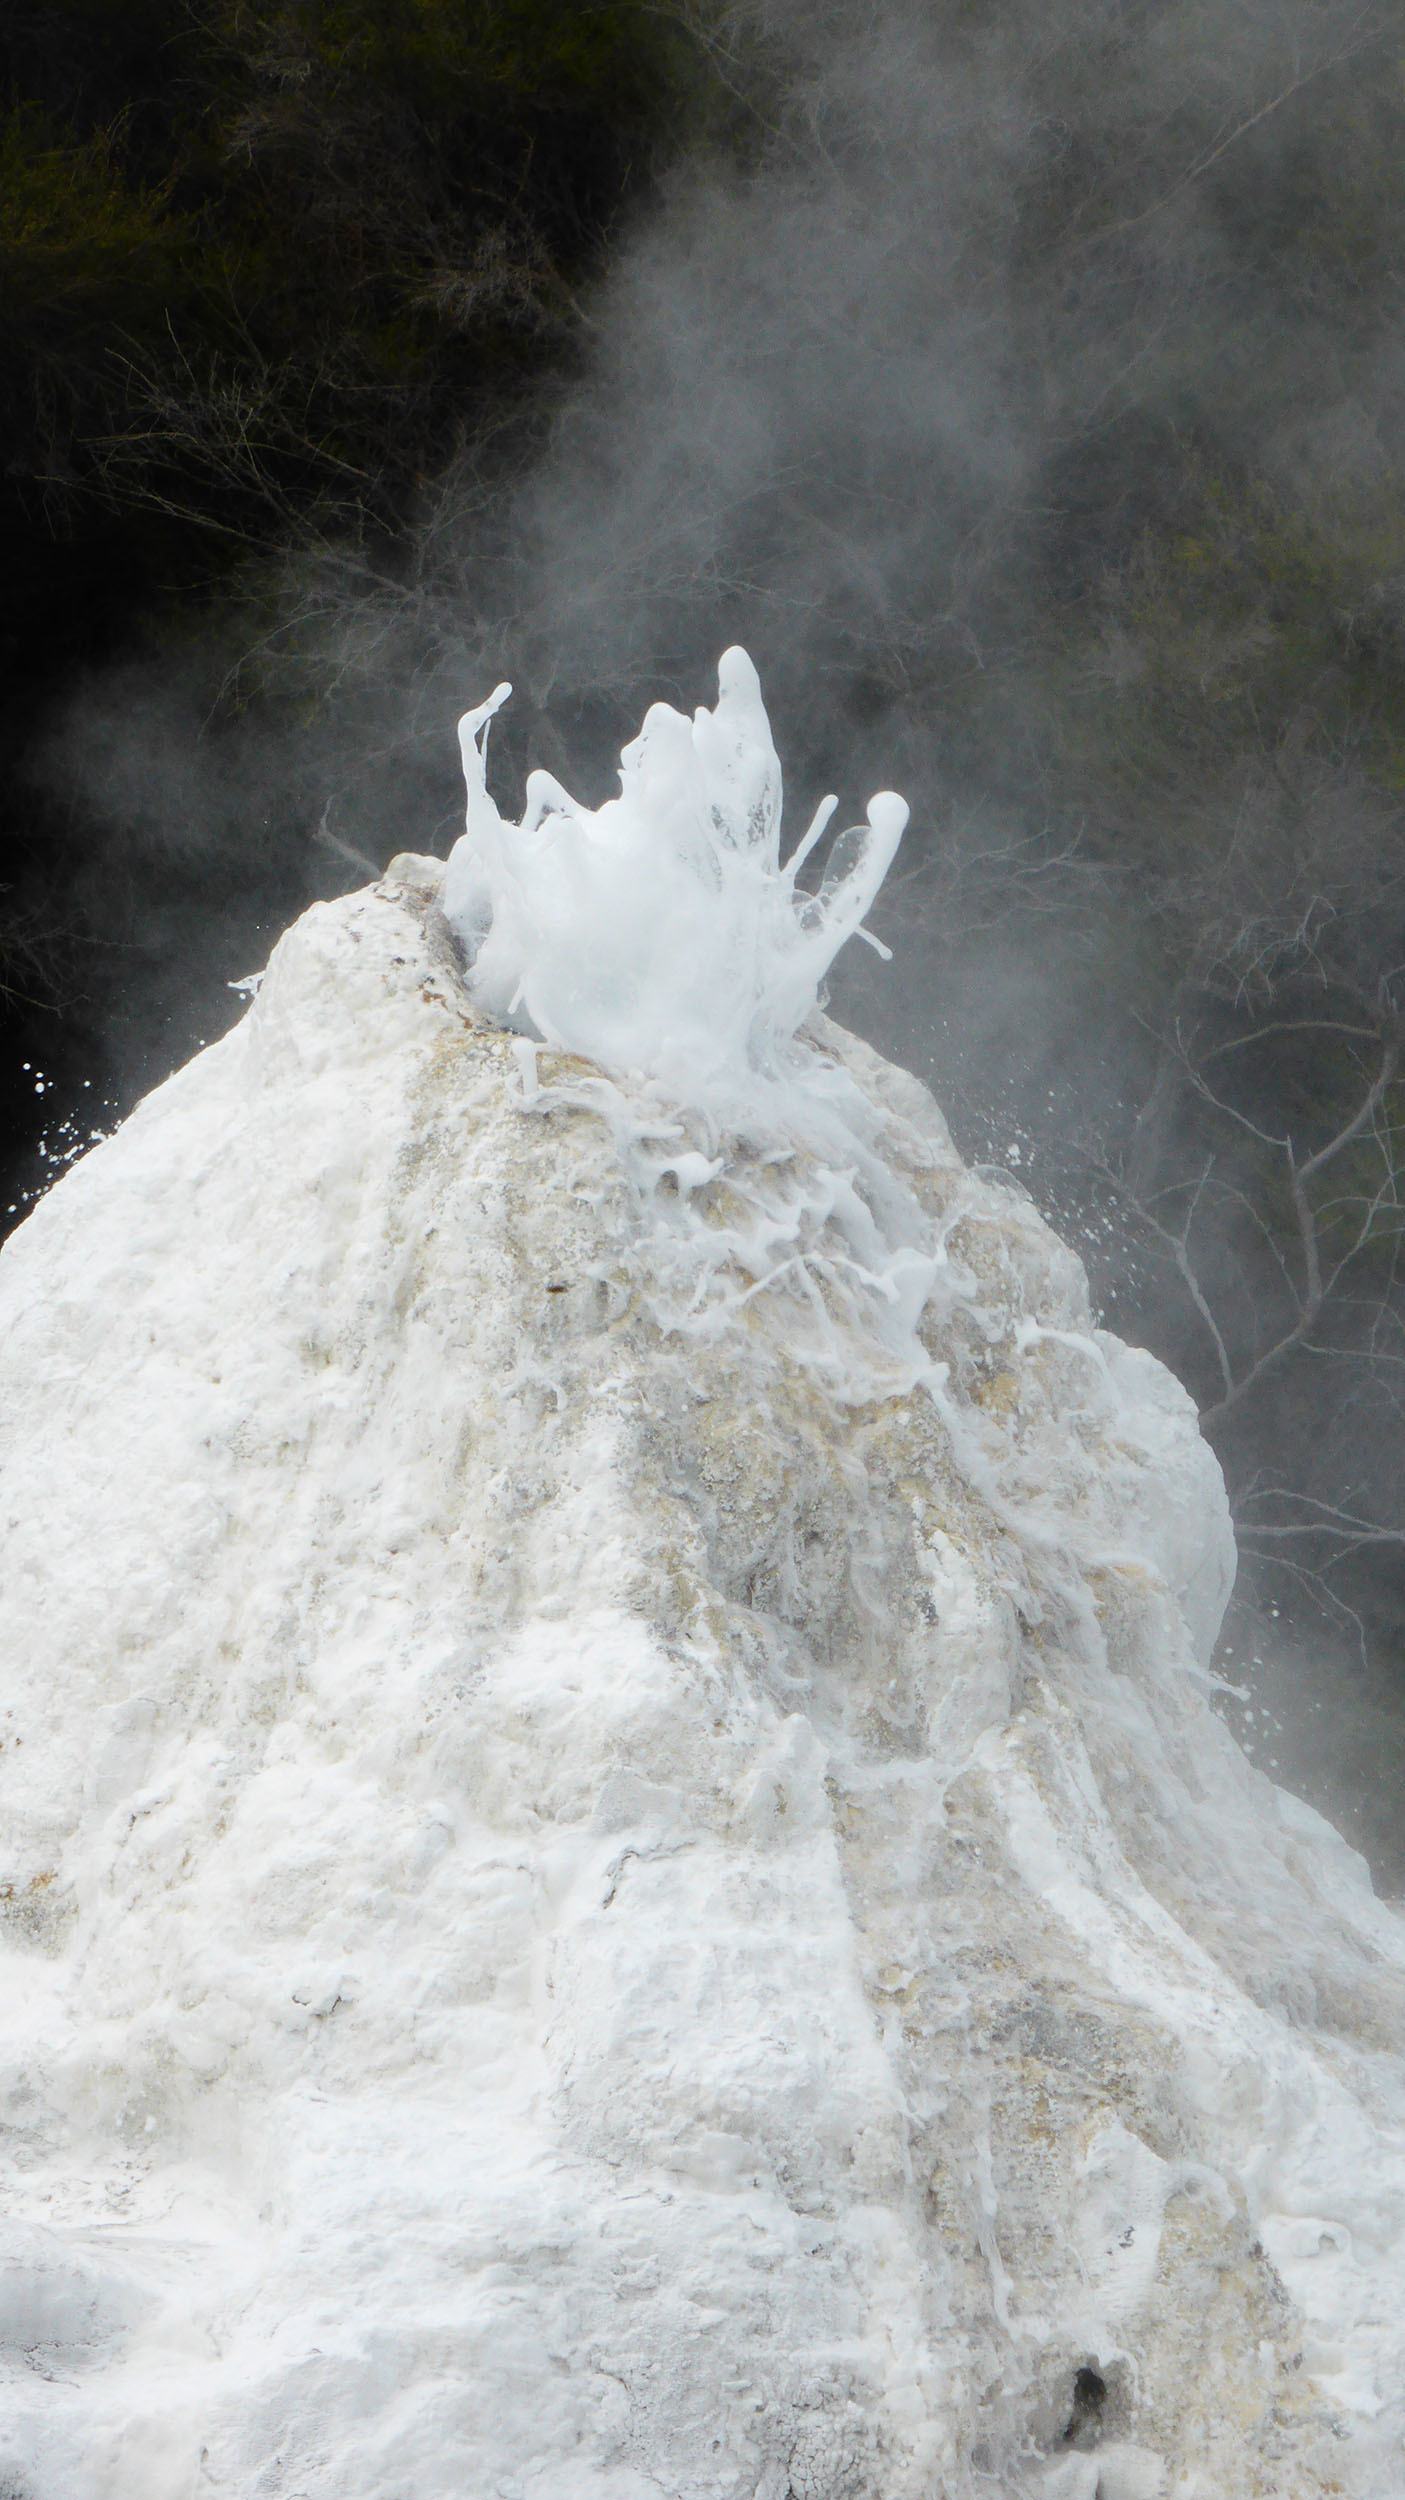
1, 857, 1403, 2499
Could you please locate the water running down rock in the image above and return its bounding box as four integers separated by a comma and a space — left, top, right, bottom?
0, 664, 1403, 2496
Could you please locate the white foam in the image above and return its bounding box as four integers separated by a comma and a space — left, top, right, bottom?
442, 648, 907, 1111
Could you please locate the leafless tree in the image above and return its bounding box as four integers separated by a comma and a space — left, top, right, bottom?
1093, 783, 1405, 1623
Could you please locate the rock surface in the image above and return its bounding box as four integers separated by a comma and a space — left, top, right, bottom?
2, 857, 1404, 2498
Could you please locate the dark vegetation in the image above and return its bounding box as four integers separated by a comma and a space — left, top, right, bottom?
3, 0, 1404, 1871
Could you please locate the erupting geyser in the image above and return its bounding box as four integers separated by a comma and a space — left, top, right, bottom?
2, 656, 1404, 2498
442, 646, 907, 1106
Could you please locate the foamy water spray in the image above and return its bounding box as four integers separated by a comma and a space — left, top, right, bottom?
443, 647, 908, 1108
443, 650, 939, 1404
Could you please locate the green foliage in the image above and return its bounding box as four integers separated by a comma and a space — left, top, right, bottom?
0, 0, 737, 559
1109, 469, 1405, 800
0, 103, 188, 502
0, 108, 179, 320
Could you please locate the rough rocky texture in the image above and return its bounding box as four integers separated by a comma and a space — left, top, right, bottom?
1, 857, 1403, 2498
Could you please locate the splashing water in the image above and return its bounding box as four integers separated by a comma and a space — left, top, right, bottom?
442, 647, 908, 1111
440, 650, 957, 1415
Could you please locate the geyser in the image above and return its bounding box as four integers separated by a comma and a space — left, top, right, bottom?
1, 660, 1404, 2498
442, 646, 907, 1107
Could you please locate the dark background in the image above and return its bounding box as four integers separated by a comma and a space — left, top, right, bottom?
4, 0, 1404, 1878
